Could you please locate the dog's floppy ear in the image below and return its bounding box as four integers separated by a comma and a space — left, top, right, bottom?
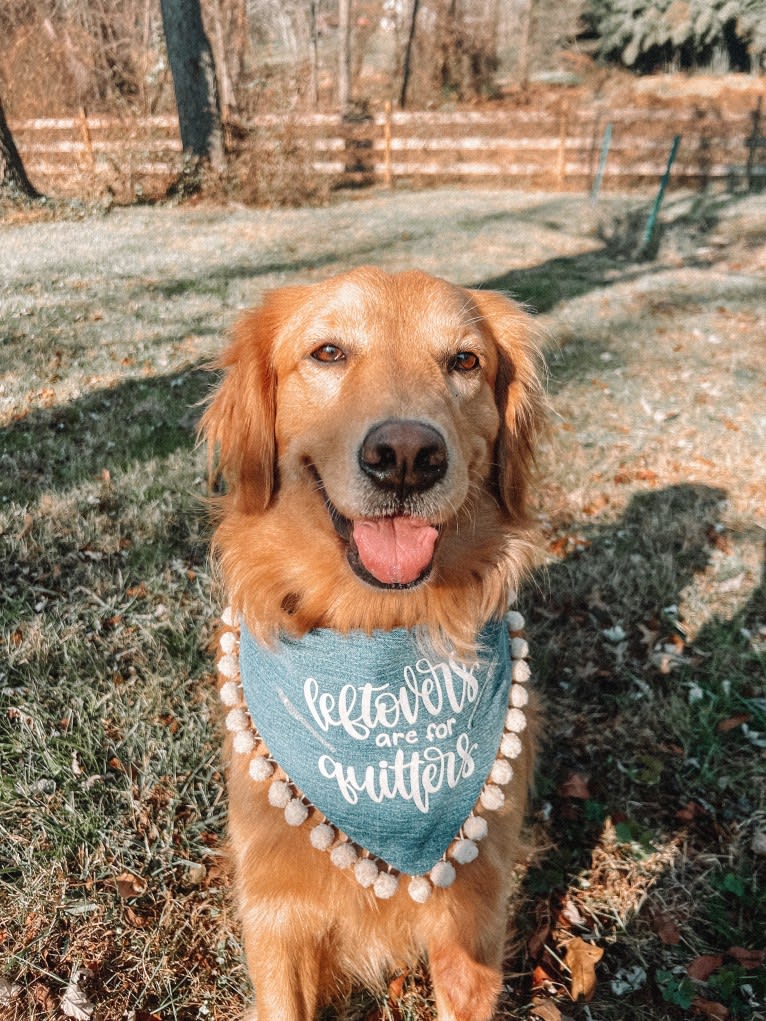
469, 289, 545, 523
200, 304, 278, 514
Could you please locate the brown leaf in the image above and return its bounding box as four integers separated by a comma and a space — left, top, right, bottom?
558, 774, 590, 800
652, 911, 682, 945
726, 946, 766, 968
563, 937, 603, 1001
717, 714, 751, 734
530, 998, 562, 1021
114, 871, 147, 899
528, 922, 552, 960
691, 997, 730, 1019
687, 955, 724, 981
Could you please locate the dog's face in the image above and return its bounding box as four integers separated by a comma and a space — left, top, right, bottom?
203, 268, 542, 640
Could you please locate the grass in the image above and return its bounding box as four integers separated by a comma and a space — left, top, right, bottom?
1, 187, 764, 1021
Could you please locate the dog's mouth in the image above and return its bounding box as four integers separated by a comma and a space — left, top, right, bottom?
318, 478, 439, 590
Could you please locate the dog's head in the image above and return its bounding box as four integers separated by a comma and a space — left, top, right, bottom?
202, 268, 543, 637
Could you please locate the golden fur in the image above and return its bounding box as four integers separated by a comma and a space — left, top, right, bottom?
202, 267, 544, 1021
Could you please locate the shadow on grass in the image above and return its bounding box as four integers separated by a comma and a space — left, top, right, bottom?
505, 482, 766, 1015
0, 366, 211, 507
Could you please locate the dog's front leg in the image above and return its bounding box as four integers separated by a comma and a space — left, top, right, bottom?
240, 907, 323, 1021
429, 939, 504, 1021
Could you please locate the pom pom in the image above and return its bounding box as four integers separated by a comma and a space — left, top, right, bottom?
218, 654, 239, 679
233, 730, 256, 755
353, 859, 379, 888
219, 680, 241, 707
330, 842, 357, 870
310, 823, 334, 851
451, 838, 479, 864
512, 660, 531, 684
490, 759, 513, 786
510, 684, 529, 708
268, 779, 291, 809
284, 798, 309, 827
408, 876, 432, 903
219, 631, 238, 655
225, 708, 249, 733
373, 872, 399, 899
500, 732, 523, 759
463, 814, 488, 841
221, 606, 235, 627
510, 637, 529, 660
249, 755, 274, 782
505, 610, 525, 632
505, 708, 527, 733
480, 784, 505, 811
430, 860, 456, 888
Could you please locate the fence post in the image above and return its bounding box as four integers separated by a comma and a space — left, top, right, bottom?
641, 133, 681, 255
78, 106, 96, 175
591, 122, 612, 202
383, 100, 393, 188
556, 100, 569, 188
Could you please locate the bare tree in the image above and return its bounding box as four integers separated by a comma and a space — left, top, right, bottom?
0, 93, 41, 200
159, 0, 224, 180
338, 0, 352, 113
399, 0, 421, 108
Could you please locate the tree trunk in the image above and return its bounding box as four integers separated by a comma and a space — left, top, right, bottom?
338, 0, 352, 114
399, 0, 420, 109
0, 96, 41, 200
160, 0, 224, 180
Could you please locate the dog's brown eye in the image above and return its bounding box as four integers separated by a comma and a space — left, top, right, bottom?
311, 343, 346, 364
449, 351, 480, 373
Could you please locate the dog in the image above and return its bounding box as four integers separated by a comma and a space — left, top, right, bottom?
201, 267, 544, 1021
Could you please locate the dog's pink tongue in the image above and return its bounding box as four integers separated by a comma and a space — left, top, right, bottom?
353, 517, 438, 585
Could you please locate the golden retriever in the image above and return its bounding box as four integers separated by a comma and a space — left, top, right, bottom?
201, 267, 544, 1021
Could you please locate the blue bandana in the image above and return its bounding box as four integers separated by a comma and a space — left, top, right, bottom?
239, 620, 511, 876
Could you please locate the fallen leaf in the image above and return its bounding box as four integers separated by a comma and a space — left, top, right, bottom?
530, 998, 562, 1021
687, 955, 724, 981
751, 831, 766, 856
61, 970, 94, 1020
726, 946, 766, 968
558, 774, 590, 800
652, 911, 682, 945
717, 714, 751, 733
691, 997, 730, 1019
528, 922, 551, 959
560, 899, 586, 928
114, 871, 148, 899
0, 977, 21, 1006
563, 937, 603, 1001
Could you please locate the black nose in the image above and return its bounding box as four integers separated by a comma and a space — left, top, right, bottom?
359, 419, 448, 495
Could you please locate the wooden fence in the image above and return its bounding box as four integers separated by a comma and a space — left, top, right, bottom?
10, 99, 765, 201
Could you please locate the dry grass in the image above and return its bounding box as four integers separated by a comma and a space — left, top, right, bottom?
1, 187, 764, 1021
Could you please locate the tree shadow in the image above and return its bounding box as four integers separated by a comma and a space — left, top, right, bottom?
502, 481, 766, 1012
0, 365, 210, 507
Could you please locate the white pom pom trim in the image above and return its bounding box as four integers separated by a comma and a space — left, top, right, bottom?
408, 876, 432, 903
430, 860, 456, 888
354, 858, 379, 888
463, 814, 488, 841
233, 730, 256, 755
219, 680, 241, 707
480, 784, 505, 811
505, 610, 525, 632
249, 755, 274, 781
330, 842, 358, 870
490, 759, 513, 786
451, 838, 479, 864
219, 631, 238, 655
310, 823, 335, 851
285, 798, 309, 827
217, 608, 533, 905
373, 872, 399, 899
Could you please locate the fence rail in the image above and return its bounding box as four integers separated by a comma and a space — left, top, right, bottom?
9, 100, 765, 200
